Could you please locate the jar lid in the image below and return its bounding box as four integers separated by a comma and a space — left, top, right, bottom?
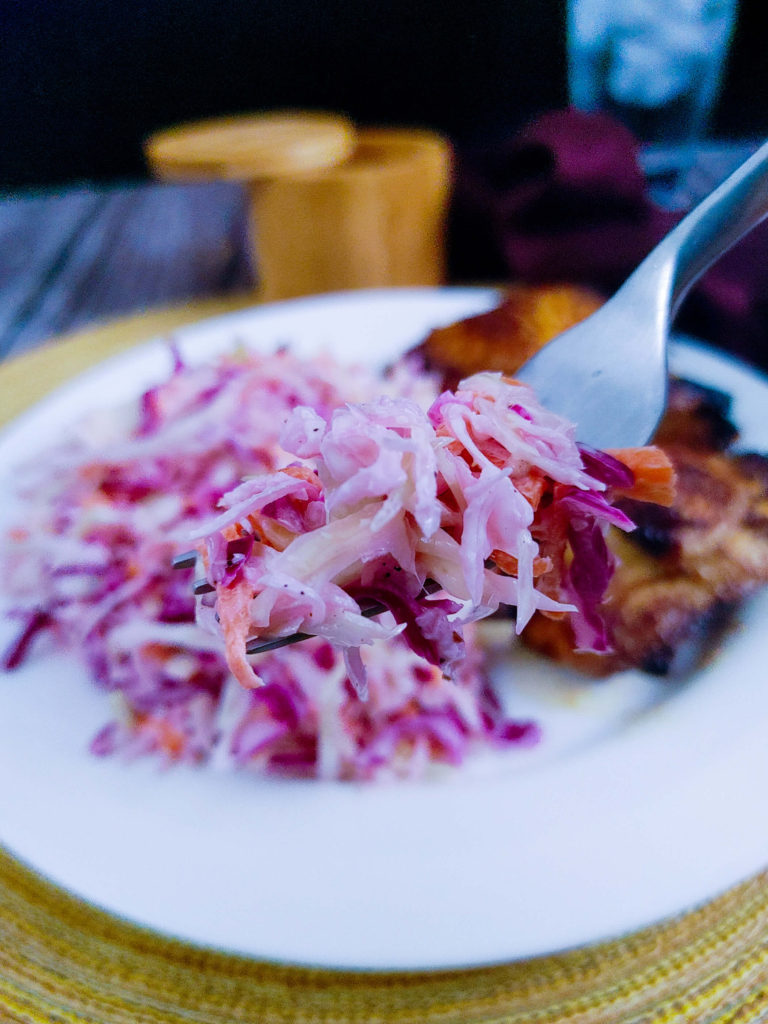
145, 111, 356, 181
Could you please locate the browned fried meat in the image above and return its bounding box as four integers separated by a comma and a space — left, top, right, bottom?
413, 289, 768, 678
653, 377, 739, 451
524, 416, 768, 677
414, 283, 604, 389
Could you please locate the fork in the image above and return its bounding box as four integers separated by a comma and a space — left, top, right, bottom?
515, 138, 768, 449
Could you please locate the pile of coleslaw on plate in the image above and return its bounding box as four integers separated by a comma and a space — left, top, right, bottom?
2, 336, 672, 780
2, 344, 542, 780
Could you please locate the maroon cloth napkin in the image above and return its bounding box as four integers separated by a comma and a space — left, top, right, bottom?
450, 109, 768, 371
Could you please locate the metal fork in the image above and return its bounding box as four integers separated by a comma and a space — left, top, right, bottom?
515, 138, 768, 449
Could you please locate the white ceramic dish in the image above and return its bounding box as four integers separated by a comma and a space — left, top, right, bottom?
1, 288, 768, 971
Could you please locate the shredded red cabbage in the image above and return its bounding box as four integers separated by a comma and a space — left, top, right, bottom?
2, 347, 540, 779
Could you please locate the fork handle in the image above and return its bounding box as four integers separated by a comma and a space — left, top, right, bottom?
636, 139, 768, 315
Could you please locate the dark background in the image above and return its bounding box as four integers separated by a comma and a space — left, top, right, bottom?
1, 0, 766, 191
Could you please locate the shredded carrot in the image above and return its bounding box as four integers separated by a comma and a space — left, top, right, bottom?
216, 577, 262, 688
512, 471, 547, 510
606, 446, 676, 506
491, 550, 552, 578
134, 713, 185, 759
153, 720, 186, 758
246, 512, 297, 551
282, 464, 321, 485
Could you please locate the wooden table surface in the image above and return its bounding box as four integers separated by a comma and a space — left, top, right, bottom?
0, 180, 255, 361
0, 141, 759, 362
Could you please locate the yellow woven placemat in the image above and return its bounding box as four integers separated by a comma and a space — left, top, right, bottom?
2, 298, 768, 1023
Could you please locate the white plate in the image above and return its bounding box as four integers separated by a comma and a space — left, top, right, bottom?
1, 288, 768, 971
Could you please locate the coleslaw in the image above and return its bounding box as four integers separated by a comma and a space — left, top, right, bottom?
2, 345, 542, 779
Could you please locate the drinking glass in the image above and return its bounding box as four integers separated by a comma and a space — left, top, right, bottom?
567, 0, 738, 144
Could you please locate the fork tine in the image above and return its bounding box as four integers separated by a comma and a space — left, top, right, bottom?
246, 630, 316, 655
245, 598, 390, 656
172, 550, 198, 569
